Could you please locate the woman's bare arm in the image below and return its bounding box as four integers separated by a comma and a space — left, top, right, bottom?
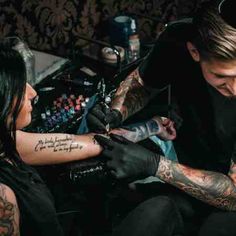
16, 131, 102, 165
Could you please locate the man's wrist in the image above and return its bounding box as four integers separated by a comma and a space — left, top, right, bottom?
146, 119, 160, 136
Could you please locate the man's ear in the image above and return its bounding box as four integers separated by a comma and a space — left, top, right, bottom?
186, 42, 200, 62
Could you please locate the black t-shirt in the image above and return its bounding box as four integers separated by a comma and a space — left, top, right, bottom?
0, 160, 64, 236
139, 20, 236, 173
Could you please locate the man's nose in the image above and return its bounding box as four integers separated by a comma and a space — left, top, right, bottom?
227, 78, 236, 95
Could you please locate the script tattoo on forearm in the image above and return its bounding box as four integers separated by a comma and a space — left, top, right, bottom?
0, 185, 20, 236
111, 69, 151, 120
117, 119, 160, 143
34, 135, 83, 152
157, 156, 236, 211
92, 137, 98, 145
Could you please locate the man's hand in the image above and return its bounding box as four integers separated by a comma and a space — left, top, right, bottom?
87, 103, 122, 132
94, 134, 160, 180
152, 116, 176, 140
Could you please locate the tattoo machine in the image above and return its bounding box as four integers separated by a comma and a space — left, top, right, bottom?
97, 78, 116, 133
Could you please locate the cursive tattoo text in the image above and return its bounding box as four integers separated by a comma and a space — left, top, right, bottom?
34, 135, 82, 152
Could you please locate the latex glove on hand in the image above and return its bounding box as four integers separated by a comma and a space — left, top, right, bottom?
94, 134, 160, 180
87, 103, 122, 132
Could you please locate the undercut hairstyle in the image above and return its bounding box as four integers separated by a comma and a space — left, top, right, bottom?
0, 41, 27, 165
192, 0, 236, 61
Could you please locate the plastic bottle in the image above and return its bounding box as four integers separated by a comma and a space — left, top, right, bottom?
128, 19, 140, 62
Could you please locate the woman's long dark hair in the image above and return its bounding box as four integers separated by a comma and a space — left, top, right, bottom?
0, 42, 27, 165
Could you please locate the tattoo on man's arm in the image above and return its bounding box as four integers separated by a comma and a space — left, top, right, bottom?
121, 119, 159, 142
111, 70, 151, 120
157, 157, 236, 211
34, 135, 83, 152
0, 185, 20, 236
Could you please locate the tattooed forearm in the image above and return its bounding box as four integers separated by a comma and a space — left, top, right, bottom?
0, 185, 20, 236
111, 119, 159, 143
111, 69, 151, 120
34, 134, 83, 152
156, 156, 236, 211
92, 137, 98, 145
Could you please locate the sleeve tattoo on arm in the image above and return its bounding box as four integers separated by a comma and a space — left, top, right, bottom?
157, 156, 236, 210
112, 119, 159, 143
0, 184, 20, 236
111, 70, 151, 120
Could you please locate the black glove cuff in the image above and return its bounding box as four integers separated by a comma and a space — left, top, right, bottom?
113, 109, 123, 126
105, 109, 123, 128
150, 153, 161, 176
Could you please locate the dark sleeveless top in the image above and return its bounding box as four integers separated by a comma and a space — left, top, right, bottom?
0, 159, 64, 236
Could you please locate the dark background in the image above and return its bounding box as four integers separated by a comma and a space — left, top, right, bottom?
0, 0, 208, 57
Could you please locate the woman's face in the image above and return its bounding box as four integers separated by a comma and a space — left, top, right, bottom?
16, 83, 37, 130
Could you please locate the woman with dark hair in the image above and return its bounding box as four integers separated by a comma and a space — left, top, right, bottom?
0, 43, 176, 235
0, 44, 73, 236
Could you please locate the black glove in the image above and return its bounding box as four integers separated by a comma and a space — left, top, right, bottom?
231, 142, 236, 163
94, 134, 160, 180
87, 103, 122, 132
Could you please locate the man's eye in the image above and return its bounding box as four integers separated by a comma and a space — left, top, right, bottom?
215, 75, 225, 78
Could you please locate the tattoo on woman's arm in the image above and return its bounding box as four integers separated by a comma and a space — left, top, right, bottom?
92, 137, 99, 145
34, 135, 83, 152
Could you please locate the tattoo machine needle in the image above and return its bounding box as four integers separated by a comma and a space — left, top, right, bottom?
97, 78, 115, 134
105, 123, 110, 134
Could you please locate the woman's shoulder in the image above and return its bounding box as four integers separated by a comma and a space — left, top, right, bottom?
0, 182, 17, 202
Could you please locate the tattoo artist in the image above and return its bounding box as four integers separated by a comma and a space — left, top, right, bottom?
88, 0, 236, 235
